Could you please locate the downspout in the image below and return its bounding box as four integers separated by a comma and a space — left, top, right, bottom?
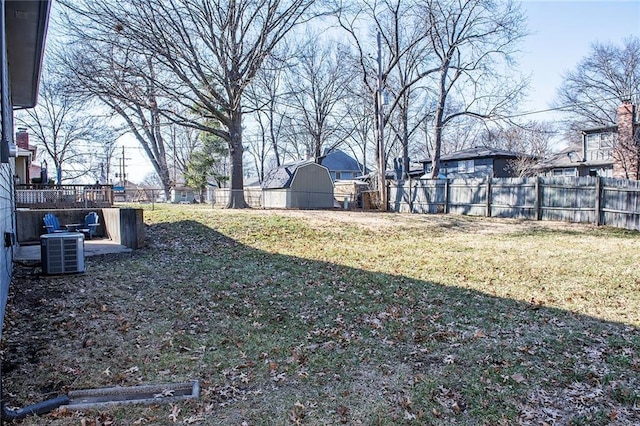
2, 395, 70, 421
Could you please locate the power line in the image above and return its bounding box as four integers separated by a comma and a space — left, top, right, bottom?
494, 94, 640, 121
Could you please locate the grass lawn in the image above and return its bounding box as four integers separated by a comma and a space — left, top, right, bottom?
2, 205, 639, 425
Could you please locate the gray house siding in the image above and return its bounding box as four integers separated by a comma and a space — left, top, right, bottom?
420, 148, 527, 179
0, 8, 13, 335
0, 0, 50, 337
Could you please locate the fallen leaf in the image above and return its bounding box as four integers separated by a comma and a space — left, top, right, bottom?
168, 404, 181, 423
473, 329, 486, 338
511, 373, 526, 383
154, 389, 175, 398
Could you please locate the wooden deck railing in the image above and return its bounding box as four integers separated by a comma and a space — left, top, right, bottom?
16, 184, 114, 209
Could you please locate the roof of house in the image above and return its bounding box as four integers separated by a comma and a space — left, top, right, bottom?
419, 147, 529, 163
539, 143, 614, 170
320, 149, 368, 173
6, 1, 51, 107
262, 159, 315, 189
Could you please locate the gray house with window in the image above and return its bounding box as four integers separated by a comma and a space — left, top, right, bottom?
418, 147, 528, 178
540, 101, 639, 179
319, 149, 368, 181
539, 130, 616, 178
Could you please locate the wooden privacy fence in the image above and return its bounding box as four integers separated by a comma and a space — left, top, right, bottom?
389, 176, 640, 231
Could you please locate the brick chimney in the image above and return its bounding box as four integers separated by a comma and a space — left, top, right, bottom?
612, 101, 639, 180
15, 128, 29, 150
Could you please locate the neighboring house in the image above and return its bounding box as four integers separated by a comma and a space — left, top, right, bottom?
418, 147, 531, 178
1, 0, 51, 335
538, 141, 613, 178
170, 186, 197, 203
540, 101, 639, 179
319, 149, 368, 181
262, 160, 334, 209
14, 128, 39, 185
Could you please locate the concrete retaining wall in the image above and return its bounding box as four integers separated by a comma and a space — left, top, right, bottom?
102, 208, 145, 249
17, 208, 144, 249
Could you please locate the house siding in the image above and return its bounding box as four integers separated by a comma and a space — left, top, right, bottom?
0, 5, 14, 337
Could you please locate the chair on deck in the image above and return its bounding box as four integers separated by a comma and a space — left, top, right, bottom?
78, 211, 100, 239
43, 213, 66, 234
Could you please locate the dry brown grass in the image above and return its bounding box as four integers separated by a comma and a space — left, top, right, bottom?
2, 205, 639, 425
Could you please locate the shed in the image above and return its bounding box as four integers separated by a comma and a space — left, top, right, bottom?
262, 160, 334, 209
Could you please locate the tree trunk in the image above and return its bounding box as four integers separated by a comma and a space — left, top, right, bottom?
269, 100, 281, 167
226, 110, 248, 208
402, 98, 410, 179
430, 66, 449, 179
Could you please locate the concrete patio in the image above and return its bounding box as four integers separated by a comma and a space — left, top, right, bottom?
14, 238, 133, 262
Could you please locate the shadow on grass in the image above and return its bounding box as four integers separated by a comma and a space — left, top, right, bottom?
3, 218, 639, 425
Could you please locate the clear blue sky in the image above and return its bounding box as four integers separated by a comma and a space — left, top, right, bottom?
519, 0, 640, 119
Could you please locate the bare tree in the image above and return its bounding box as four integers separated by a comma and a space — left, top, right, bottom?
422, 0, 528, 178
555, 37, 640, 129
60, 41, 175, 198
479, 121, 557, 177
245, 51, 291, 180
336, 0, 437, 186
166, 122, 202, 185
16, 75, 116, 184
285, 35, 352, 160
340, 80, 376, 175
62, 0, 318, 208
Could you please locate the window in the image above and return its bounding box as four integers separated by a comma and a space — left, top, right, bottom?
553, 168, 577, 177
457, 159, 474, 173
586, 134, 600, 151
600, 133, 614, 148
586, 132, 615, 161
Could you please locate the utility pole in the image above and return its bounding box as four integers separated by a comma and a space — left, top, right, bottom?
377, 32, 387, 211
121, 146, 126, 186
115, 146, 130, 186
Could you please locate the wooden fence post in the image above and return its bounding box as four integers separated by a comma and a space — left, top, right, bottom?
486, 176, 492, 217
594, 177, 602, 226
444, 179, 450, 214
408, 177, 413, 213
534, 176, 541, 221
386, 180, 390, 212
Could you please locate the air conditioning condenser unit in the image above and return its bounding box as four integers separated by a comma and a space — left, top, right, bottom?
41, 233, 85, 275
